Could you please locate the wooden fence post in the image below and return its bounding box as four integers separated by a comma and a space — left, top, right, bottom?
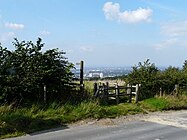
175, 84, 179, 96
105, 82, 109, 101
103, 83, 107, 101
127, 84, 132, 103
94, 82, 98, 97
44, 85, 46, 103
160, 87, 163, 97
115, 84, 119, 104
135, 84, 139, 103
80, 60, 84, 97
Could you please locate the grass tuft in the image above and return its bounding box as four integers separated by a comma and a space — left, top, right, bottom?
1, 95, 187, 139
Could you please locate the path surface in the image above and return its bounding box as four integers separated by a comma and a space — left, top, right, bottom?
5, 110, 187, 140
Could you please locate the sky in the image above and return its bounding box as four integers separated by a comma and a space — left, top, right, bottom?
0, 0, 187, 67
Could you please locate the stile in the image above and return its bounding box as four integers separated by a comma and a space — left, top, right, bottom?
93, 82, 140, 104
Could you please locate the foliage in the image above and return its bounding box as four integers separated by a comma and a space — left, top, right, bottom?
0, 101, 142, 139
127, 59, 159, 99
159, 66, 185, 94
140, 95, 187, 112
127, 59, 187, 99
2, 38, 187, 138
0, 38, 74, 105
1, 95, 187, 139
140, 97, 170, 111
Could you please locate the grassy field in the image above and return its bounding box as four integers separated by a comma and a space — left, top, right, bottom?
1, 95, 187, 139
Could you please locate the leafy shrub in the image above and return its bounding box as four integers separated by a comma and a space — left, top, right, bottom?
127, 59, 159, 99
0, 38, 74, 105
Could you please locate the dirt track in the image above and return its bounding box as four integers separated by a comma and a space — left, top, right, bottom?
71, 110, 187, 129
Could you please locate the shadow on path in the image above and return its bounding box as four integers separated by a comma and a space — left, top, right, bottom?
29, 125, 69, 136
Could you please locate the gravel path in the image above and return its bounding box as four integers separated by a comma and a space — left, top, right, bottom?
70, 110, 187, 129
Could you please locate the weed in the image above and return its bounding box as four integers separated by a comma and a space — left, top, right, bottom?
1, 95, 187, 139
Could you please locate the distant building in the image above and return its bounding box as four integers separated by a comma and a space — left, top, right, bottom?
88, 70, 104, 78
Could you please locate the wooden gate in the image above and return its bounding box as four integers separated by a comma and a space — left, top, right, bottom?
94, 82, 140, 103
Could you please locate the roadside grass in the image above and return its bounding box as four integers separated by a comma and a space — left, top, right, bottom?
1, 95, 187, 139
140, 95, 187, 111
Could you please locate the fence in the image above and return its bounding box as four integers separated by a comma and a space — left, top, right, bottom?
159, 84, 179, 97
94, 82, 141, 104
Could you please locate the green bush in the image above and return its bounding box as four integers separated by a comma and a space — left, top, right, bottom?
127, 59, 187, 100
0, 38, 74, 105
127, 59, 159, 99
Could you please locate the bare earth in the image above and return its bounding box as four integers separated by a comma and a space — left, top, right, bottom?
70, 110, 187, 129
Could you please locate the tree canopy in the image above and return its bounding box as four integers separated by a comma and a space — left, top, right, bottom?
0, 38, 74, 105
127, 59, 187, 99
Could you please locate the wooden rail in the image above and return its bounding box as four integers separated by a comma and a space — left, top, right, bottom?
94, 82, 140, 104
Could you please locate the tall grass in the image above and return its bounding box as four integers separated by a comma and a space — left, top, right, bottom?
1, 95, 187, 139
140, 95, 187, 111
0, 100, 142, 139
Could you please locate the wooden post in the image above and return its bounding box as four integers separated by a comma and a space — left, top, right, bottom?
44, 85, 46, 103
103, 82, 109, 102
103, 83, 106, 99
115, 84, 119, 104
106, 82, 109, 98
127, 84, 132, 103
175, 84, 179, 96
94, 83, 98, 97
80, 61, 84, 97
135, 84, 139, 103
160, 87, 163, 97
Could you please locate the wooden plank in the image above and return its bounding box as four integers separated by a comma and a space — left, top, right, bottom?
108, 86, 116, 90
131, 92, 136, 95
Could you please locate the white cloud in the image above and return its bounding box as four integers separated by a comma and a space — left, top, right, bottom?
119, 8, 152, 23
39, 30, 51, 36
154, 20, 187, 50
161, 21, 187, 37
153, 38, 178, 50
80, 46, 93, 52
103, 2, 120, 21
5, 22, 25, 30
103, 2, 153, 23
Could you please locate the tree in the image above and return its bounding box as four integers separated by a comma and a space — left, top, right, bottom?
183, 60, 187, 71
127, 59, 159, 99
160, 66, 184, 94
0, 38, 74, 105
127, 59, 187, 99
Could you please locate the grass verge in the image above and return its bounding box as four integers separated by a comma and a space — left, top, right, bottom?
1, 95, 187, 139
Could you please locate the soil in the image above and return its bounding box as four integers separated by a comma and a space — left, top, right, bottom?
70, 110, 187, 129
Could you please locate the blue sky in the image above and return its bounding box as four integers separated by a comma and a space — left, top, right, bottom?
1, 0, 187, 67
